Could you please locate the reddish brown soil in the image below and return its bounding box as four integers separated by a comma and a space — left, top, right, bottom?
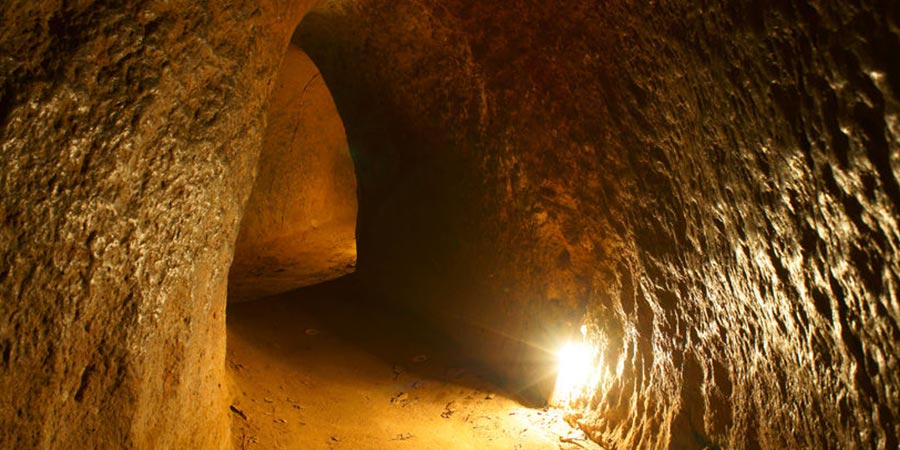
226, 278, 602, 450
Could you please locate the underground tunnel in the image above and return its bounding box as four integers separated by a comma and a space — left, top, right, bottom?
1, 0, 900, 449
225, 18, 586, 448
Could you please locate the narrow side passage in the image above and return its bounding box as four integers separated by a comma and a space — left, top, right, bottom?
226, 277, 600, 450
228, 40, 357, 303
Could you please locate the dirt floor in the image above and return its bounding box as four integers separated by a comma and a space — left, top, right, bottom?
226, 277, 603, 450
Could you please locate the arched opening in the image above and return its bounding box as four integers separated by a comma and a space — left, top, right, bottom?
227, 37, 358, 303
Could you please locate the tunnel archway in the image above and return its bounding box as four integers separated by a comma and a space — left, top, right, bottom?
227, 30, 358, 303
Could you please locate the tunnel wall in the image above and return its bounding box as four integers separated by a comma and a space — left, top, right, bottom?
299, 0, 900, 448
0, 1, 307, 447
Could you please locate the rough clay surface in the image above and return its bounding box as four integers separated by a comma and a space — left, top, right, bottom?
2, 0, 899, 449
299, 1, 900, 449
0, 0, 308, 448
227, 278, 602, 450
229, 43, 357, 303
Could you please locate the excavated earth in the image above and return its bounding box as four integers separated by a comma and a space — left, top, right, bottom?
227, 277, 603, 450
1, 0, 899, 449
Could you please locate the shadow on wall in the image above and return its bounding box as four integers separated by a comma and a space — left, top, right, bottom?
228, 32, 358, 303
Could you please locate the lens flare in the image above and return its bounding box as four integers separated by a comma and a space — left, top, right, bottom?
551, 341, 596, 405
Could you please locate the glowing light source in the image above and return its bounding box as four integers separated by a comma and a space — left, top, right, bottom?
550, 325, 601, 406
551, 339, 596, 405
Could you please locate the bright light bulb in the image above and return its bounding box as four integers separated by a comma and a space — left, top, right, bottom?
551, 341, 595, 405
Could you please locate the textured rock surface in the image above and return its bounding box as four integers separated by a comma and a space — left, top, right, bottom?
2, 0, 899, 448
0, 0, 307, 447
300, 0, 900, 448
228, 42, 357, 303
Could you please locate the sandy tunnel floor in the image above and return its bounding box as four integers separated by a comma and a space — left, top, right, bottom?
226, 277, 603, 450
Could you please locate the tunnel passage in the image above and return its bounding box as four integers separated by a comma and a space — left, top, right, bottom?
2, 0, 899, 449
227, 33, 358, 303
223, 10, 595, 448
